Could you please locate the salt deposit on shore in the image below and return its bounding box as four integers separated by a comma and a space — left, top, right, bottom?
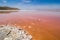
0, 25, 32, 40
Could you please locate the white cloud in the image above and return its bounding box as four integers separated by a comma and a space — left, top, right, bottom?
22, 0, 31, 3
3, 0, 7, 3
10, 4, 60, 10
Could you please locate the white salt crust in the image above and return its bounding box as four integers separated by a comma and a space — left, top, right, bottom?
0, 25, 32, 40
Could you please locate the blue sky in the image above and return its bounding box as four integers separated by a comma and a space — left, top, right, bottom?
0, 0, 60, 10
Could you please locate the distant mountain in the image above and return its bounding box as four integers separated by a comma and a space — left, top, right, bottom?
0, 6, 20, 10
0, 6, 20, 13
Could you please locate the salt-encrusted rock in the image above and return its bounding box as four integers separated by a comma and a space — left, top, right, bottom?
0, 25, 32, 40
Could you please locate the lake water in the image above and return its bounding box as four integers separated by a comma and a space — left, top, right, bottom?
0, 10, 60, 40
